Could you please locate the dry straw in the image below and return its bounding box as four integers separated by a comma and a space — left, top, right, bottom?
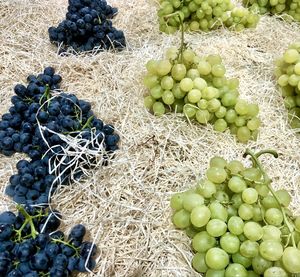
1, 0, 300, 276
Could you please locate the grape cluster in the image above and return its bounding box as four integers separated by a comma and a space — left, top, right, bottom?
243, 0, 300, 22
0, 67, 120, 205
275, 42, 300, 129
170, 150, 300, 277
157, 0, 260, 33
0, 206, 97, 276
48, 0, 126, 53
144, 47, 261, 143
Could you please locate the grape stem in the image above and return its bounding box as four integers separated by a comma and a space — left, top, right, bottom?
163, 12, 185, 63
51, 237, 80, 256
244, 148, 296, 248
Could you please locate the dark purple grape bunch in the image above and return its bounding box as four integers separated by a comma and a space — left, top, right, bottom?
0, 207, 97, 276
0, 67, 62, 158
0, 67, 120, 206
48, 0, 126, 53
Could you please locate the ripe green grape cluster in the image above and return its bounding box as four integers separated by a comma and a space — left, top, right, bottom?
170, 150, 300, 277
243, 0, 300, 22
157, 0, 260, 33
275, 42, 300, 129
144, 47, 261, 143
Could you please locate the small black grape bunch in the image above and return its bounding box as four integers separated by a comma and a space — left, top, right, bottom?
48, 0, 126, 53
0, 206, 97, 277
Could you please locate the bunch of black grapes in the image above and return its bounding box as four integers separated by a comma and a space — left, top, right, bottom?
0, 206, 97, 276
48, 0, 126, 53
0, 67, 120, 205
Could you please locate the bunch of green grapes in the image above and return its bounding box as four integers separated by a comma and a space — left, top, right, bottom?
244, 0, 300, 22
275, 42, 300, 129
157, 0, 260, 33
170, 149, 300, 277
144, 47, 261, 143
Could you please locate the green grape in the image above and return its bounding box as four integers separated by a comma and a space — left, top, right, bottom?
197, 180, 217, 198
295, 62, 300, 75
235, 116, 246, 127
144, 75, 159, 88
248, 271, 259, 277
183, 49, 196, 64
170, 193, 184, 210
247, 103, 259, 117
228, 176, 247, 193
265, 208, 283, 226
153, 102, 166, 116
196, 109, 211, 124
227, 160, 245, 174
191, 205, 211, 227
227, 216, 244, 235
194, 77, 208, 90
188, 89, 202, 103
171, 64, 187, 81
209, 201, 228, 221
278, 74, 289, 86
222, 92, 238, 107
206, 219, 227, 237
283, 49, 299, 64
166, 46, 178, 60
192, 252, 208, 273
156, 60, 172, 76
262, 225, 281, 241
207, 54, 222, 65
241, 167, 262, 182
206, 269, 226, 277
240, 240, 259, 258
215, 106, 227, 118
275, 189, 291, 207
187, 69, 200, 80
295, 216, 300, 230
259, 240, 283, 261
238, 203, 254, 220
210, 156, 227, 168
146, 60, 158, 74
183, 193, 204, 212
180, 78, 194, 92
264, 267, 288, 277
252, 254, 273, 275
144, 95, 156, 110
237, 126, 251, 142
214, 191, 230, 203
242, 188, 258, 204
243, 222, 263, 241
288, 74, 299, 87
161, 76, 174, 90
282, 247, 300, 273
190, 21, 200, 31
162, 90, 175, 105
247, 117, 261, 131
150, 85, 163, 99
183, 104, 197, 118
255, 184, 269, 197
192, 231, 217, 252
232, 252, 252, 268
172, 209, 190, 229
225, 109, 238, 123
227, 205, 238, 218
212, 64, 226, 77
205, 248, 229, 270
202, 87, 219, 100
172, 83, 186, 99
206, 167, 227, 184
172, 99, 184, 113
198, 61, 212, 75
224, 263, 247, 277
214, 119, 228, 132
231, 194, 243, 209
235, 100, 249, 115
198, 99, 208, 109
252, 204, 263, 222
220, 232, 240, 253
208, 99, 221, 112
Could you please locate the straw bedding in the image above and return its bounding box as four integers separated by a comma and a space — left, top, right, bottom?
0, 0, 300, 276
